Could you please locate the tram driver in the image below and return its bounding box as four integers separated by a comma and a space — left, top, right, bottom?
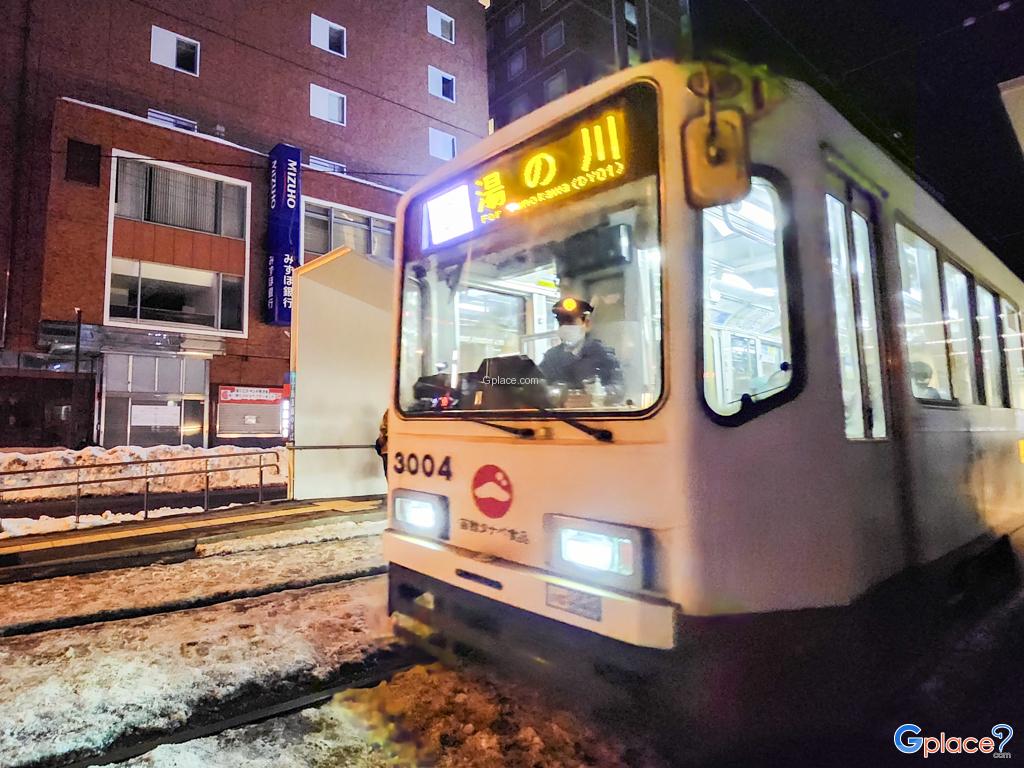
540, 297, 625, 407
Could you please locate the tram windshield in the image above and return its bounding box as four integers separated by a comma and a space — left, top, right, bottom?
398, 83, 662, 415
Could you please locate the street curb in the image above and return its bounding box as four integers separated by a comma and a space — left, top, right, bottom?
0, 560, 388, 638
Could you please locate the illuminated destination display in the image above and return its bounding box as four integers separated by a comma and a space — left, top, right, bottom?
421, 85, 657, 249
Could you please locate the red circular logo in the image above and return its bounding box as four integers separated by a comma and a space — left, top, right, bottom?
471, 464, 514, 519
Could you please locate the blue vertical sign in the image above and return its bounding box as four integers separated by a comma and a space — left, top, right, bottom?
266, 143, 302, 326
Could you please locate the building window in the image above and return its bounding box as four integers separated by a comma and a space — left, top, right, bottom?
508, 93, 531, 121
624, 1, 639, 49
101, 353, 209, 448
303, 203, 395, 261
147, 109, 198, 132
109, 258, 244, 332
541, 20, 565, 56
428, 127, 457, 160
544, 69, 568, 102
150, 26, 200, 76
508, 48, 526, 79
65, 139, 101, 186
896, 223, 952, 400
427, 6, 455, 43
311, 14, 347, 57
506, 4, 525, 34
114, 158, 246, 238
308, 155, 347, 174
428, 65, 456, 102
310, 83, 347, 125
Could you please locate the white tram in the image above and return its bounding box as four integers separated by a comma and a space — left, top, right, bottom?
383, 60, 1024, 751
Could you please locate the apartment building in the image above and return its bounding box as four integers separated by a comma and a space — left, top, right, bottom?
0, 0, 487, 449
486, 0, 682, 129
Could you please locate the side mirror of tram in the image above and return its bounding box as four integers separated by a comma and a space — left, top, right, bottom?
682, 109, 751, 208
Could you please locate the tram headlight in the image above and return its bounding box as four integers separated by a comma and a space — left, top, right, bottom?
393, 490, 450, 540
547, 515, 646, 591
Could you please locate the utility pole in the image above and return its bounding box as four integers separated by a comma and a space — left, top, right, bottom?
66, 307, 82, 448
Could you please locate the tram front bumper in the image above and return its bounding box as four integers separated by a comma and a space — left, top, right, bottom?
383, 530, 676, 649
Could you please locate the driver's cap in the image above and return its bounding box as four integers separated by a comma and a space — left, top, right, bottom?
552, 297, 594, 320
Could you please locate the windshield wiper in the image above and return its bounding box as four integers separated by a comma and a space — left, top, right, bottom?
526, 405, 614, 443
449, 411, 535, 438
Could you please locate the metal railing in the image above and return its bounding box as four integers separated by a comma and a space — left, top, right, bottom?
0, 451, 281, 523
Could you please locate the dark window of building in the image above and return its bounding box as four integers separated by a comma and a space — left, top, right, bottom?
329, 26, 346, 54
220, 275, 244, 331
509, 93, 531, 121
506, 4, 525, 34
427, 6, 456, 43
508, 48, 526, 79
541, 21, 565, 56
175, 38, 199, 74
624, 1, 639, 50
544, 69, 568, 102
429, 66, 457, 102
65, 139, 101, 186
303, 203, 395, 261
115, 158, 247, 238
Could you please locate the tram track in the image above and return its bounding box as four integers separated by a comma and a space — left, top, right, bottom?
0, 530, 387, 638
56, 644, 431, 768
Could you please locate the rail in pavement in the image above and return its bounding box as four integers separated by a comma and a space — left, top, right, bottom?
0, 497, 385, 580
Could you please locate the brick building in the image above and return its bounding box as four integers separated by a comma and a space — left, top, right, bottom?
0, 0, 487, 449
486, 0, 683, 129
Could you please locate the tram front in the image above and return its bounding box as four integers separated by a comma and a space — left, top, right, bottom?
384, 62, 754, 655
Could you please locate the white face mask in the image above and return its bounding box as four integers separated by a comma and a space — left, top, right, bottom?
557, 325, 585, 345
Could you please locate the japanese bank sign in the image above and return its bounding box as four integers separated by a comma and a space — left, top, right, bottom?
266, 143, 302, 326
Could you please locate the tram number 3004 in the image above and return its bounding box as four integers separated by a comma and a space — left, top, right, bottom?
392, 452, 452, 480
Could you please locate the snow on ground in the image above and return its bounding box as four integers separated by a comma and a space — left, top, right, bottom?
0, 444, 287, 504
196, 514, 384, 556
0, 577, 392, 768
0, 504, 244, 539
0, 534, 384, 635
105, 664, 668, 768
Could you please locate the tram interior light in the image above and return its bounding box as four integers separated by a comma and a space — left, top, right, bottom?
393, 491, 450, 540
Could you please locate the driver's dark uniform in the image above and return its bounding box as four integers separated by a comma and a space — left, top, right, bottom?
540, 337, 624, 403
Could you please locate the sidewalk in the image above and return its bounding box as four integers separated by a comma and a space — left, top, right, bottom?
0, 496, 385, 581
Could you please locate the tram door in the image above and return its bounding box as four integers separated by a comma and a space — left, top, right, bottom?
825, 178, 911, 572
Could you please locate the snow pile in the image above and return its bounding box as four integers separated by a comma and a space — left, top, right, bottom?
105, 664, 668, 768
0, 535, 384, 635
196, 513, 384, 557
0, 504, 243, 539
0, 514, 77, 537
0, 577, 391, 768
0, 444, 288, 503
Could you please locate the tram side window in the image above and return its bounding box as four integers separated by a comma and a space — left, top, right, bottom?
825, 195, 864, 437
976, 285, 1005, 407
1000, 298, 1024, 408
943, 263, 976, 404
896, 224, 951, 400
702, 178, 792, 417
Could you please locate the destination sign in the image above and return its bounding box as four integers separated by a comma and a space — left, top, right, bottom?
420, 84, 657, 249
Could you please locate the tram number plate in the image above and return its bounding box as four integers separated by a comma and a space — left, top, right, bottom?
546, 584, 602, 622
